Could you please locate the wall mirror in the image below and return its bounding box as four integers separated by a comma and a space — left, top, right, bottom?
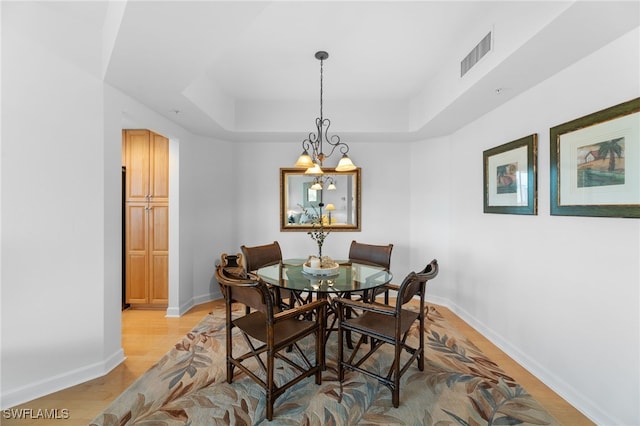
280, 167, 361, 231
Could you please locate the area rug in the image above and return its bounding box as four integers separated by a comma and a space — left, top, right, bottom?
91, 304, 558, 425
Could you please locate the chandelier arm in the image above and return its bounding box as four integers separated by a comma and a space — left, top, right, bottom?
324, 139, 350, 158
299, 141, 314, 165
302, 125, 321, 155
337, 142, 350, 155
306, 132, 320, 145
320, 118, 350, 159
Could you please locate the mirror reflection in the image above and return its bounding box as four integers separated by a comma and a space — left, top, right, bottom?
280, 168, 361, 231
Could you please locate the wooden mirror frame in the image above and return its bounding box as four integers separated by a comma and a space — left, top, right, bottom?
280, 167, 361, 232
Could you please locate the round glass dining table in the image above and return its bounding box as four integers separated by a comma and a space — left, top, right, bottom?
257, 259, 393, 352
256, 258, 393, 297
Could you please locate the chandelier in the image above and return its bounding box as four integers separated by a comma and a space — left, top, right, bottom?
294, 51, 357, 174
310, 175, 337, 191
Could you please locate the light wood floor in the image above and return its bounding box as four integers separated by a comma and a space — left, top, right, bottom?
3, 300, 593, 425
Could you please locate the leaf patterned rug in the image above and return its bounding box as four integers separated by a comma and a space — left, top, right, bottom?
91, 303, 558, 425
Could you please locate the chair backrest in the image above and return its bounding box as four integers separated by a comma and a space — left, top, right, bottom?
397, 259, 439, 306
215, 265, 276, 315
241, 241, 283, 273
348, 240, 393, 270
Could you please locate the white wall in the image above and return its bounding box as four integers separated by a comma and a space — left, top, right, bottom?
1, 4, 237, 406
102, 83, 126, 369
1, 10, 122, 407
412, 28, 640, 425
409, 134, 453, 288
178, 133, 235, 307
234, 141, 412, 279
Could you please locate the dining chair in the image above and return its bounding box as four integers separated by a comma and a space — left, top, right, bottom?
348, 240, 393, 303
241, 241, 282, 272
320, 240, 394, 347
215, 264, 327, 421
332, 259, 439, 408
241, 241, 294, 309
348, 240, 393, 270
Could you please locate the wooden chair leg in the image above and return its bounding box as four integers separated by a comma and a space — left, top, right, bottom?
266, 348, 275, 421
337, 322, 344, 381
226, 304, 234, 383
266, 400, 274, 421
418, 316, 425, 370
393, 342, 401, 408
316, 325, 323, 383
226, 361, 233, 383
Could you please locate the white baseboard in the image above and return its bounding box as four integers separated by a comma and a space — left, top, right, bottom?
426, 295, 618, 426
165, 291, 222, 317
166, 299, 193, 318
2, 293, 224, 409
1, 349, 125, 410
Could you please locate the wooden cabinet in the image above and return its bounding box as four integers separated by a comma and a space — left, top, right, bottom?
124, 129, 169, 203
123, 130, 169, 307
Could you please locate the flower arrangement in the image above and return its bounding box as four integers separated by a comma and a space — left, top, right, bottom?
298, 203, 330, 258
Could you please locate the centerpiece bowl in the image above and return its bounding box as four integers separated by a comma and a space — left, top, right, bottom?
303, 256, 339, 276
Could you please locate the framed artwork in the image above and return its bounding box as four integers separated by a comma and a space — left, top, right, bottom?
483, 134, 538, 215
550, 97, 640, 218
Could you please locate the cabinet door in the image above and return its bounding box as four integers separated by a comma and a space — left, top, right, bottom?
124, 130, 150, 202
125, 203, 149, 304
123, 129, 169, 307
148, 203, 169, 304
150, 132, 169, 202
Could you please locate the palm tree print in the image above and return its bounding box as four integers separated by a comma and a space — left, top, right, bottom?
578, 137, 625, 188
597, 137, 624, 172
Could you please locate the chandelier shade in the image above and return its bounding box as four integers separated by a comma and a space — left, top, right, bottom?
336, 154, 356, 172
304, 162, 323, 175
294, 150, 314, 168
294, 51, 357, 174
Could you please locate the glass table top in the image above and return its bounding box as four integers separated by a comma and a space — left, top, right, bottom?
256, 259, 393, 294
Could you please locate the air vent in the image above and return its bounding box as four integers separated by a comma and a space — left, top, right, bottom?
460, 31, 492, 77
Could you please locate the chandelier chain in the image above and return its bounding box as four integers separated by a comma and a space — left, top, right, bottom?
319, 56, 324, 121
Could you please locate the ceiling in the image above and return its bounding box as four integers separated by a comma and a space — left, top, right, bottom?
30, 1, 640, 142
